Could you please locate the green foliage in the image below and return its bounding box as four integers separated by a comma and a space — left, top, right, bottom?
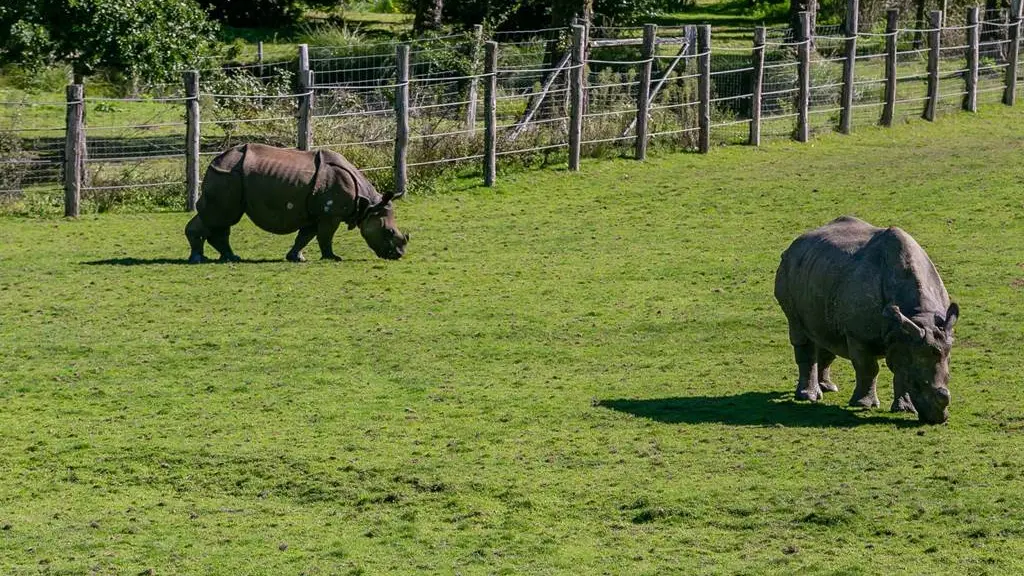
204, 0, 343, 27
0, 0, 218, 83
204, 0, 303, 27
296, 22, 369, 46
401, 0, 696, 30
0, 62, 69, 92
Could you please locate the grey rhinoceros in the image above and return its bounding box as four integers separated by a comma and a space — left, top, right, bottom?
184, 143, 409, 263
774, 216, 960, 424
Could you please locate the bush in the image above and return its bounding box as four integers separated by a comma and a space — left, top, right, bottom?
203, 0, 341, 27
1, 0, 219, 83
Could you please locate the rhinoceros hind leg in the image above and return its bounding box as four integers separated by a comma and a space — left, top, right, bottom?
207, 226, 240, 262
848, 344, 880, 408
816, 348, 839, 392
185, 214, 210, 264
286, 225, 317, 262
792, 338, 822, 402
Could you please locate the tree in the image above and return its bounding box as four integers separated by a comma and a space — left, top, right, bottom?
789, 0, 817, 45
0, 0, 218, 83
413, 0, 444, 34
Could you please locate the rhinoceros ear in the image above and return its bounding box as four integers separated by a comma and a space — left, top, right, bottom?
942, 302, 959, 333
884, 304, 926, 342
367, 190, 396, 216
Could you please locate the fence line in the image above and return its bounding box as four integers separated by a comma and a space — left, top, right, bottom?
3, 9, 1023, 214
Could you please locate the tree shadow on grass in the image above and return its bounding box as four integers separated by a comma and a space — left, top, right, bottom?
83, 257, 284, 266
598, 392, 919, 428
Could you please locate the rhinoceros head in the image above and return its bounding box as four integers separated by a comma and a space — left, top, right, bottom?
353, 189, 408, 260
884, 303, 960, 424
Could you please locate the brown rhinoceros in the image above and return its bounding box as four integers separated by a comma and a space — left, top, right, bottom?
184, 143, 408, 263
774, 216, 960, 424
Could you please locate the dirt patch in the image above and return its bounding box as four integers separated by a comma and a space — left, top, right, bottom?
1012, 278, 1024, 289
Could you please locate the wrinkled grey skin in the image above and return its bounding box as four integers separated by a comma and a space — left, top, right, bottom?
184, 143, 408, 263
774, 216, 960, 424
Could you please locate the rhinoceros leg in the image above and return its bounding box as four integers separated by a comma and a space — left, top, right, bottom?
890, 378, 917, 413
848, 343, 881, 408
786, 320, 822, 402
317, 218, 343, 261
207, 226, 241, 263
286, 225, 317, 262
817, 348, 839, 393
185, 214, 211, 264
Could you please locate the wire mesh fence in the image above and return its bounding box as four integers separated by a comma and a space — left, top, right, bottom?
0, 98, 65, 203
3, 14, 1024, 214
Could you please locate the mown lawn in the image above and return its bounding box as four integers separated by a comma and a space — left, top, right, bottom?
1, 104, 1023, 575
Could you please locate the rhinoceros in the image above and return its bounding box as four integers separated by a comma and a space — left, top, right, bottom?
773, 216, 959, 424
184, 143, 408, 263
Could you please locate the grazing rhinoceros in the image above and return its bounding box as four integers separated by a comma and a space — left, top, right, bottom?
184, 143, 409, 263
774, 216, 959, 424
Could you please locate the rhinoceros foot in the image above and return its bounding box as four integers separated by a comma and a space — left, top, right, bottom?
795, 385, 823, 402
219, 254, 242, 263
188, 252, 209, 264
819, 380, 839, 393
321, 253, 343, 262
848, 393, 880, 409
890, 394, 916, 413
286, 250, 306, 263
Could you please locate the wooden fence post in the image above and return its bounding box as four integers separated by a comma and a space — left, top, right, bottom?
185, 71, 200, 212
636, 24, 657, 160
257, 41, 264, 78
466, 24, 484, 131
881, 9, 899, 126
840, 0, 859, 134
484, 41, 497, 186
966, 7, 980, 112
64, 84, 83, 218
924, 11, 942, 121
297, 44, 313, 150
751, 27, 765, 146
697, 24, 711, 153
797, 11, 811, 142
569, 24, 585, 171
395, 44, 410, 196
1004, 12, 1021, 105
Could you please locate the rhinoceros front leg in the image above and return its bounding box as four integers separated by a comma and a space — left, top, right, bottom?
286, 224, 317, 262
848, 341, 881, 408
207, 226, 241, 263
317, 218, 343, 261
817, 348, 839, 393
890, 377, 917, 413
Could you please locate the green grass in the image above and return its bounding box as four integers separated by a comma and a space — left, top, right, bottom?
2, 104, 1024, 574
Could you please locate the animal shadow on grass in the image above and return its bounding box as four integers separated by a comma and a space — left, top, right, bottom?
84, 257, 298, 266
598, 392, 915, 428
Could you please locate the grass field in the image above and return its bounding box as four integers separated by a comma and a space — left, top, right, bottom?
2, 104, 1024, 574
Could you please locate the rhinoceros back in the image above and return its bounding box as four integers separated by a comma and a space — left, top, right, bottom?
242, 144, 318, 235
775, 215, 949, 357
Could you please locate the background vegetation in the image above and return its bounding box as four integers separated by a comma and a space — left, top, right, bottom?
1, 104, 1023, 573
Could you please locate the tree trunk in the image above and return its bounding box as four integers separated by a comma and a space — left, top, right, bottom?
790, 0, 817, 46
542, 1, 593, 118
913, 0, 927, 49
413, 0, 444, 35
